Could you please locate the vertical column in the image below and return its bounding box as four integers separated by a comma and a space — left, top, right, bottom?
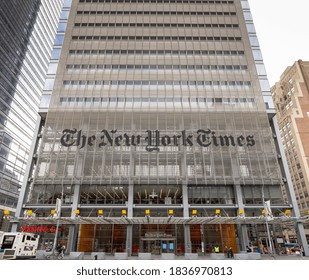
182, 183, 191, 253
234, 184, 249, 251
181, 130, 191, 253
67, 183, 80, 253
231, 155, 248, 252
126, 139, 135, 256
126, 183, 134, 256
67, 152, 85, 252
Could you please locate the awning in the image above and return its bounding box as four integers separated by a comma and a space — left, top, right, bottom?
14, 215, 301, 226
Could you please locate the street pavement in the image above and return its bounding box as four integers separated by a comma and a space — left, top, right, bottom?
42, 253, 309, 260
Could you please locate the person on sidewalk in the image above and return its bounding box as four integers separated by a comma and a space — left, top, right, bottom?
214, 245, 220, 253
228, 247, 234, 258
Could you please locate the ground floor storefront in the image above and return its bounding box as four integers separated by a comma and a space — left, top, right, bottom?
74, 223, 237, 255
17, 215, 308, 256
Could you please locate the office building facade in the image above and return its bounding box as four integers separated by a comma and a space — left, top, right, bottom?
272, 60, 309, 238
13, 0, 308, 255
0, 0, 63, 230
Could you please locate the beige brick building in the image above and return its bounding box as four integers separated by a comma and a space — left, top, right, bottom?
272, 60, 309, 217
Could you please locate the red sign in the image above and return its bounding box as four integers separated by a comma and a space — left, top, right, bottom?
20, 225, 64, 233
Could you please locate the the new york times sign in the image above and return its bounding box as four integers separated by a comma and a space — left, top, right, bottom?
60, 129, 255, 152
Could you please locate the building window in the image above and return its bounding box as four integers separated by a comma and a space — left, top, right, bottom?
133, 185, 182, 204
79, 185, 128, 205
188, 185, 235, 205
242, 186, 284, 205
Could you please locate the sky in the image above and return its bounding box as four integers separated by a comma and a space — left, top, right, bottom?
248, 0, 309, 85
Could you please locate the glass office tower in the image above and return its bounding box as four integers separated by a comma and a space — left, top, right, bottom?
0, 0, 63, 230
13, 0, 308, 256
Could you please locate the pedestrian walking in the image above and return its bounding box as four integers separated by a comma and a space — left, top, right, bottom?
228, 247, 234, 258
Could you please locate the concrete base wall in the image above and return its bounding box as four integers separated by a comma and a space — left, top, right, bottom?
210, 253, 225, 260
114, 252, 128, 260
247, 252, 261, 260
185, 253, 199, 260
234, 253, 249, 260
91, 252, 106, 260
138, 253, 152, 260
69, 252, 85, 260
161, 253, 175, 260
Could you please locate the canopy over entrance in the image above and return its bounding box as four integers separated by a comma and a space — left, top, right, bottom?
14, 215, 308, 225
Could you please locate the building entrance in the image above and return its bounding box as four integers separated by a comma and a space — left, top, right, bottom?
141, 237, 176, 254
133, 224, 184, 255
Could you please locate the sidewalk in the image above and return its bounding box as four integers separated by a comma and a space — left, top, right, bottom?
60, 253, 309, 261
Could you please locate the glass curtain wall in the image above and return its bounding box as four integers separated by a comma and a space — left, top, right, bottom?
0, 0, 63, 229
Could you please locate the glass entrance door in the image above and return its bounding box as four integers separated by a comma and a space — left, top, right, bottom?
161, 240, 175, 254
141, 238, 176, 254
143, 239, 161, 255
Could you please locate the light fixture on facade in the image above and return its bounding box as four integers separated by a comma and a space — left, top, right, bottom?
3, 209, 12, 220
168, 209, 174, 217
75, 209, 80, 217
23, 209, 35, 219
22, 209, 34, 218
98, 210, 104, 217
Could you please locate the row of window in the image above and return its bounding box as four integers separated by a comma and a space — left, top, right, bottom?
72, 35, 242, 41
63, 80, 251, 86
79, 0, 234, 3
76, 10, 236, 16
74, 22, 239, 28
59, 96, 255, 104
29, 185, 283, 207
66, 64, 248, 71
68, 49, 245, 56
